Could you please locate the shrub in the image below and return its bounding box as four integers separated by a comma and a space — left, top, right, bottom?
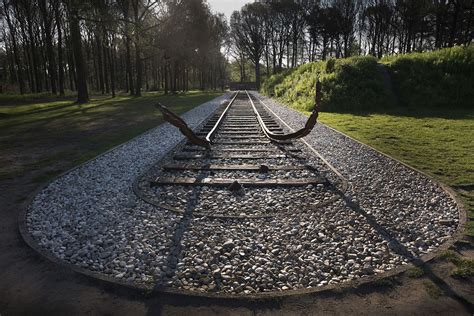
260, 46, 474, 113
385, 45, 474, 109
261, 56, 393, 112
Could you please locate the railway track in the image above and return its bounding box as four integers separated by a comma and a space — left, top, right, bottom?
25, 91, 461, 296
135, 91, 346, 219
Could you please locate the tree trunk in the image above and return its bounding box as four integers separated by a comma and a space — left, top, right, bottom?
54, 2, 65, 95
68, 1, 89, 103
66, 32, 76, 91
125, 36, 134, 95
96, 37, 105, 94
449, 0, 460, 46
103, 41, 110, 94
3, 0, 25, 94
255, 60, 260, 90
26, 9, 41, 92
109, 35, 116, 98
134, 43, 142, 96
164, 63, 169, 94
39, 0, 57, 94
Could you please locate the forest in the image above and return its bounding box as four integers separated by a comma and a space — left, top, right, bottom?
0, 0, 228, 102
0, 0, 473, 100
231, 0, 473, 89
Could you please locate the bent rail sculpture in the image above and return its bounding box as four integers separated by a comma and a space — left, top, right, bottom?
246, 79, 321, 141
156, 78, 322, 148
155, 103, 211, 149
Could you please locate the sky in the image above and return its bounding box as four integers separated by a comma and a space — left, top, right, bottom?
207, 0, 252, 21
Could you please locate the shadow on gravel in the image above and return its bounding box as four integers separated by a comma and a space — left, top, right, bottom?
152, 164, 210, 291
334, 187, 474, 313
138, 134, 473, 314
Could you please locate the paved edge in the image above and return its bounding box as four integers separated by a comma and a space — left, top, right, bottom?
18, 92, 467, 301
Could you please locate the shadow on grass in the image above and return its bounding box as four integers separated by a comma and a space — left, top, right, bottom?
0, 97, 140, 130
0, 94, 76, 106
0, 96, 122, 118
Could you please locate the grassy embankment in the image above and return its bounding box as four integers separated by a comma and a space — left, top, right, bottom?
261, 46, 474, 237
0, 91, 222, 183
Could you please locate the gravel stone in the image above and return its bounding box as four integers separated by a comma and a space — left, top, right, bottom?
24, 92, 460, 296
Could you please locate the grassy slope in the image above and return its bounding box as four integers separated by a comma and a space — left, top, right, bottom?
381, 46, 474, 108
261, 56, 395, 113
262, 47, 474, 236
0, 91, 222, 182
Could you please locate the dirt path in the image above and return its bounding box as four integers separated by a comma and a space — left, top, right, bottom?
0, 95, 473, 315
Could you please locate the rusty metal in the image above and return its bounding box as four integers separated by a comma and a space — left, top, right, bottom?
173, 153, 294, 160
246, 78, 322, 141
155, 92, 239, 149
259, 165, 270, 173
228, 180, 243, 192
151, 177, 326, 187
155, 102, 211, 149
162, 164, 308, 172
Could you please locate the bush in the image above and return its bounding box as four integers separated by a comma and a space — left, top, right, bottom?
260, 46, 474, 113
384, 45, 474, 109
261, 56, 393, 112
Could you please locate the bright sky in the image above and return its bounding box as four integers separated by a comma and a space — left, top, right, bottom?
207, 0, 252, 21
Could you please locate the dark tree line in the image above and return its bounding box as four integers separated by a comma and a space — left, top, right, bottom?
230, 0, 473, 89
0, 0, 228, 101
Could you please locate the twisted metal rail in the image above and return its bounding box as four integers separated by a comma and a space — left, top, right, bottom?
246, 79, 321, 141
156, 78, 322, 147
155, 92, 239, 149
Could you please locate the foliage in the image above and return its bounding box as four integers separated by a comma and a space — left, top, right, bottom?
227, 0, 473, 91
228, 60, 257, 83
0, 0, 228, 99
262, 56, 393, 112
262, 46, 473, 113
383, 46, 474, 109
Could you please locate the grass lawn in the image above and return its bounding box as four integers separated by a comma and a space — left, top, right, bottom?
0, 91, 223, 184
315, 108, 474, 236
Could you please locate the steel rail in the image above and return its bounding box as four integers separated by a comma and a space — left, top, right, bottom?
251, 92, 347, 183
245, 90, 282, 140
245, 88, 320, 141
205, 91, 239, 143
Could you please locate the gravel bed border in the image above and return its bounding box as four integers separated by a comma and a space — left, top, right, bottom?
18, 92, 466, 300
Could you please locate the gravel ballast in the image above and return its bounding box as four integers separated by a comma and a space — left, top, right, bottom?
24, 92, 460, 296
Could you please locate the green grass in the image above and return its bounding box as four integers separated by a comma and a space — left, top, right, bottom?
441, 251, 474, 279
0, 91, 77, 106
318, 109, 474, 236
407, 267, 425, 278
319, 110, 473, 186
0, 90, 223, 183
261, 47, 474, 236
423, 280, 443, 298
261, 56, 394, 113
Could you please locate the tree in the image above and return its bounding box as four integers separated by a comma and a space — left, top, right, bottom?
66, 0, 88, 103
231, 3, 266, 89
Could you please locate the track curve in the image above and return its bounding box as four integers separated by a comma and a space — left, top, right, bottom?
21, 92, 462, 298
